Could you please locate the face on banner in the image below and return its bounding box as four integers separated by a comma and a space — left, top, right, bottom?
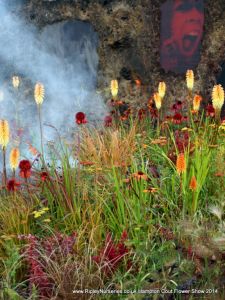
160, 0, 204, 73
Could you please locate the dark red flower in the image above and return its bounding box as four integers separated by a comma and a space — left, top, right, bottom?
176, 101, 182, 110
75, 112, 87, 125
171, 101, 182, 112
206, 104, 215, 117
40, 171, 49, 182
172, 104, 177, 111
19, 160, 32, 178
104, 115, 113, 127
7, 179, 20, 191
172, 113, 183, 124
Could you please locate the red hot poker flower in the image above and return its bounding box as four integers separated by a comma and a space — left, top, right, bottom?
75, 112, 87, 125
19, 160, 32, 178
7, 179, 20, 191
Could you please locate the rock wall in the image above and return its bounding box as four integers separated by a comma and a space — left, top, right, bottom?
16, 0, 225, 109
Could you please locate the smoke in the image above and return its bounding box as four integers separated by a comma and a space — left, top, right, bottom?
0, 2, 107, 160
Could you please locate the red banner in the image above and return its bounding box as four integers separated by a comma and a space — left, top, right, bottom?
160, 0, 204, 74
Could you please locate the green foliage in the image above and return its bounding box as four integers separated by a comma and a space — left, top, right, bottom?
0, 102, 224, 299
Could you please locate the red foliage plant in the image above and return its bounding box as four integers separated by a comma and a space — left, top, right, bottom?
92, 231, 131, 276
18, 232, 76, 299
19, 160, 32, 179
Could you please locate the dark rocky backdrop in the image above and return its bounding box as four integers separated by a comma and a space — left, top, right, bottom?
5, 0, 225, 111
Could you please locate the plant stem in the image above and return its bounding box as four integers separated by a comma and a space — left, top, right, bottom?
157, 111, 160, 136
215, 109, 221, 125
188, 90, 193, 125
77, 129, 81, 184
2, 146, 7, 187
179, 175, 184, 215
192, 192, 196, 215
38, 104, 44, 162
25, 177, 32, 201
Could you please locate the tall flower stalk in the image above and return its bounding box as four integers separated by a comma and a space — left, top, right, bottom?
12, 75, 20, 130
176, 152, 187, 215
34, 82, 45, 161
0, 120, 10, 186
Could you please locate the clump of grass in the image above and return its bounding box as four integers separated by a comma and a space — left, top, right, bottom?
79, 125, 137, 169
